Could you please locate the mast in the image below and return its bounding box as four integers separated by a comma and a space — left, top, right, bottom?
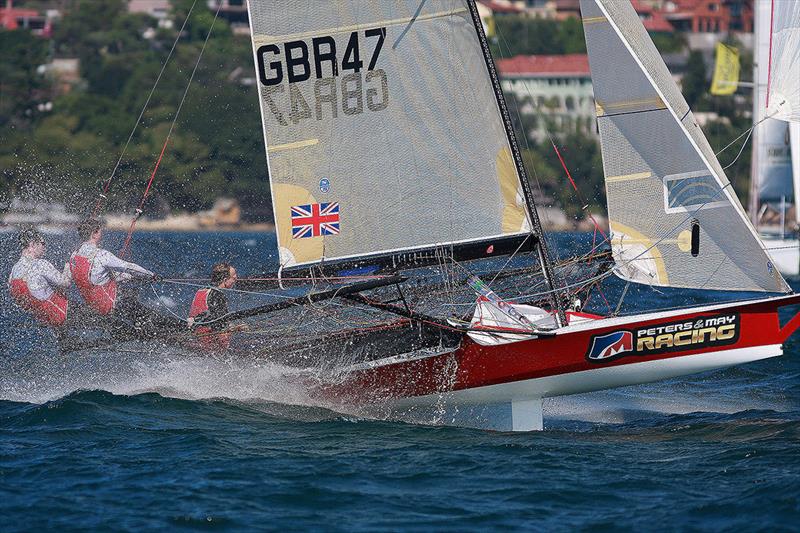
465, 0, 566, 324
749, 0, 763, 227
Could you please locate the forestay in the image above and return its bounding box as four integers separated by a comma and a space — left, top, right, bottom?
580, 0, 788, 293
246, 1, 534, 269
766, 0, 800, 122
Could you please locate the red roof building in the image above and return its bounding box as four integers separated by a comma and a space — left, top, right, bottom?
498, 54, 590, 77
661, 0, 752, 33
631, 0, 675, 32
0, 0, 52, 36
477, 0, 527, 15
497, 54, 596, 140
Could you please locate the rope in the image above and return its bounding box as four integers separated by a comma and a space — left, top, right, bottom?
720, 125, 753, 171
551, 140, 608, 240
93, 0, 198, 218
613, 280, 630, 315
120, 1, 222, 258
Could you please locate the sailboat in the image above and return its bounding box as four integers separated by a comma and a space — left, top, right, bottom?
749, 0, 800, 276
236, 0, 800, 431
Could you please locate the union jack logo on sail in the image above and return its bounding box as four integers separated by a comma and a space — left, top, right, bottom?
291, 202, 340, 239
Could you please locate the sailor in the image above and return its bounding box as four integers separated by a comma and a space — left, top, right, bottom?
187, 262, 239, 351
69, 218, 157, 316
8, 228, 71, 326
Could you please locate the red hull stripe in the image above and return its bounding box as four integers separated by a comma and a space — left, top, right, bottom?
322, 294, 800, 403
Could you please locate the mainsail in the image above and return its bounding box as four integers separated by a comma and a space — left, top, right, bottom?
580, 0, 788, 293
752, 0, 795, 219
246, 1, 544, 272
765, 0, 800, 122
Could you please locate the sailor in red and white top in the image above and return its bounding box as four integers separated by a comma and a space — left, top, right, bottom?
69, 218, 157, 316
8, 228, 72, 326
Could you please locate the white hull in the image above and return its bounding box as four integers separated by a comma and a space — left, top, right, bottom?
391, 345, 782, 430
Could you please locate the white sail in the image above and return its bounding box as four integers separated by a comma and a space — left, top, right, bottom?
245, 1, 535, 269
580, 0, 789, 293
753, 0, 795, 215
765, 0, 800, 122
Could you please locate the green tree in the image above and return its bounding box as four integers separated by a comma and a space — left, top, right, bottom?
0, 30, 50, 127
682, 50, 707, 109
557, 17, 586, 54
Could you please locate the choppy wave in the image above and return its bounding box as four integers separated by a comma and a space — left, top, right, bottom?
2, 232, 800, 529
2, 390, 799, 531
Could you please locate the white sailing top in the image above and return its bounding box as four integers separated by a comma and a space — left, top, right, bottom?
9, 255, 71, 300
72, 242, 154, 285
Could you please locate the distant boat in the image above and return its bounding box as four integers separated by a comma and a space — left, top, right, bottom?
750, 0, 800, 276
230, 0, 800, 431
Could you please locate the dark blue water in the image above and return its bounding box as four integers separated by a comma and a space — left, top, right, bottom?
2, 231, 799, 531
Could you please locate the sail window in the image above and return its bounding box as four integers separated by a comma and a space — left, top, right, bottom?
663, 171, 726, 214
691, 219, 700, 257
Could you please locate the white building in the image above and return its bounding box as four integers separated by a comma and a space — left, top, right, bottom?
498, 54, 596, 141
128, 0, 172, 28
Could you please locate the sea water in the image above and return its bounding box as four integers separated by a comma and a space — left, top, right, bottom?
1, 231, 798, 531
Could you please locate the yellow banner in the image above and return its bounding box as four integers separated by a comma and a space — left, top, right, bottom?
484, 15, 495, 38
710, 43, 740, 96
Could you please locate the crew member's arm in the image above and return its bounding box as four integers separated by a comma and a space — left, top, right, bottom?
37, 259, 71, 289
97, 249, 155, 279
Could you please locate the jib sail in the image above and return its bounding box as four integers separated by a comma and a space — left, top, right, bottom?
580, 0, 789, 293
246, 1, 539, 270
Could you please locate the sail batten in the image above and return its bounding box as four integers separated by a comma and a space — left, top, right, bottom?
247, 1, 538, 270
581, 0, 789, 293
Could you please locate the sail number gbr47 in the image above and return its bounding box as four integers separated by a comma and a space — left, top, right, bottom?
255, 28, 389, 125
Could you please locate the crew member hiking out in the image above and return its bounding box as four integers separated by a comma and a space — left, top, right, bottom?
187, 262, 242, 352
8, 227, 72, 326
69, 218, 157, 316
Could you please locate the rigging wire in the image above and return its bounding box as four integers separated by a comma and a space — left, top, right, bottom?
120, 1, 223, 258
93, 0, 199, 218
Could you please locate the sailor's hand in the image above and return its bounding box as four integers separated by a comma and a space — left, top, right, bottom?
151, 273, 163, 282
186, 317, 195, 329
234, 323, 250, 332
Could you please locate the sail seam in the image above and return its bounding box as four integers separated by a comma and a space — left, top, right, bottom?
597, 107, 668, 119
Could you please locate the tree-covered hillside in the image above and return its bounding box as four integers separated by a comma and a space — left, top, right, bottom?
0, 3, 755, 223
1, 0, 267, 218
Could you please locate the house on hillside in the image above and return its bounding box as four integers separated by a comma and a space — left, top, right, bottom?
0, 1, 56, 36
128, 0, 173, 28
498, 54, 596, 141
661, 0, 753, 33
631, 0, 674, 32
207, 0, 251, 34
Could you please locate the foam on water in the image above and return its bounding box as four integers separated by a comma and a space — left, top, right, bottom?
0, 345, 316, 407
